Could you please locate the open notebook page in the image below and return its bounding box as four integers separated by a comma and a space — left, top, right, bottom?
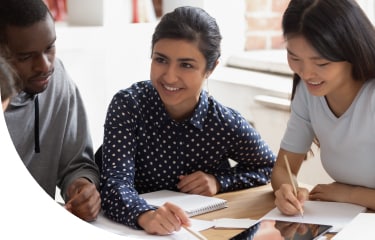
140, 190, 227, 216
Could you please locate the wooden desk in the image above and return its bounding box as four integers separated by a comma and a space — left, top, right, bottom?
194, 184, 335, 240
193, 184, 275, 239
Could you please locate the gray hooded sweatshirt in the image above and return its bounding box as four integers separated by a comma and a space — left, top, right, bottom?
4, 58, 99, 201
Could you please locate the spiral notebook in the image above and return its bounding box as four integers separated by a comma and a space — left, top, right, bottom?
140, 190, 228, 216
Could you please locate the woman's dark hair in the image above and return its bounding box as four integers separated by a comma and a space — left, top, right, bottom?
0, 56, 17, 103
283, 0, 375, 99
151, 6, 222, 72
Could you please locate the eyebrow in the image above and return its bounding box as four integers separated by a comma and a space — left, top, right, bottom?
153, 52, 197, 63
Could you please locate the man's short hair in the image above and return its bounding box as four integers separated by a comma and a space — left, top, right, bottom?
0, 0, 51, 44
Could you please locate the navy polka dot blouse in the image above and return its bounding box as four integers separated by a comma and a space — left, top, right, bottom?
100, 80, 275, 229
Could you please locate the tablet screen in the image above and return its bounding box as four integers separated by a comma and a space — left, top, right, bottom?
229, 219, 332, 240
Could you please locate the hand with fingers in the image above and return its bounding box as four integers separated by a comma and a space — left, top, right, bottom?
274, 183, 309, 216
65, 178, 101, 222
177, 171, 220, 196
138, 202, 191, 235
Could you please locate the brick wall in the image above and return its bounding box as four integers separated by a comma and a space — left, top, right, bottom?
245, 0, 289, 51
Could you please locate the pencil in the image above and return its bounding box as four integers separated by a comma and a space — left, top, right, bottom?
284, 155, 304, 218
183, 226, 208, 240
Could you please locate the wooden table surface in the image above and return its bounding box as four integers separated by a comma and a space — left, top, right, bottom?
193, 184, 336, 240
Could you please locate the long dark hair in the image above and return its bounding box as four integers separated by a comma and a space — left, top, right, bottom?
0, 56, 17, 103
283, 0, 375, 100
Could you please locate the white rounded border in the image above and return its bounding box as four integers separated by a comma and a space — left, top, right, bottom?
0, 110, 129, 239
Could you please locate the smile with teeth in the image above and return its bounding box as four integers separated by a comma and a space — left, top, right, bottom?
307, 81, 323, 85
163, 84, 180, 91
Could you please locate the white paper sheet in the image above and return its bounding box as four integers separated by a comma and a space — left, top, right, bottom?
261, 201, 366, 232
90, 212, 214, 239
213, 218, 257, 229
332, 213, 375, 239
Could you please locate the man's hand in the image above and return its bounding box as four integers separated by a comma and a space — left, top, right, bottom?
65, 178, 101, 221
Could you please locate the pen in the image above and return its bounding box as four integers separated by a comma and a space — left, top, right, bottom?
284, 155, 304, 218
183, 226, 208, 240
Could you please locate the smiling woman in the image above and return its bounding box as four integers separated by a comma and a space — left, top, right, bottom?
99, 6, 275, 235
150, 38, 211, 121
271, 0, 375, 218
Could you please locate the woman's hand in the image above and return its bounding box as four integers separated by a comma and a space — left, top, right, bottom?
274, 183, 309, 216
310, 182, 375, 211
310, 182, 353, 202
138, 202, 190, 235
177, 171, 220, 196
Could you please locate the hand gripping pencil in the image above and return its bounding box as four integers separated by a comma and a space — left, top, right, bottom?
284, 155, 304, 218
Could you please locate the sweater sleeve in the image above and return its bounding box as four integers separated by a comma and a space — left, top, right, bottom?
55, 60, 100, 200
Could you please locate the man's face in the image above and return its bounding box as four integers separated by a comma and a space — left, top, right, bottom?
5, 14, 56, 94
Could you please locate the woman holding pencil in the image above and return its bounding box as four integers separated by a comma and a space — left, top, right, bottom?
271, 0, 375, 216
99, 6, 275, 235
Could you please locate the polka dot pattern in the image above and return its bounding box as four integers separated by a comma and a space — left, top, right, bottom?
100, 80, 275, 229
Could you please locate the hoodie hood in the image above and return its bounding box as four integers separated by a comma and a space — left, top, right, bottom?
8, 91, 40, 153
9, 91, 35, 106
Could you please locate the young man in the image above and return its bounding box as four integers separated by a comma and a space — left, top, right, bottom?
0, 0, 101, 221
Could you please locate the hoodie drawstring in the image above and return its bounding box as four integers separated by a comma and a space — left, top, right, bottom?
34, 95, 40, 153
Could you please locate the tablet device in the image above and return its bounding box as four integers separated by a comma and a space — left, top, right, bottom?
229, 219, 332, 240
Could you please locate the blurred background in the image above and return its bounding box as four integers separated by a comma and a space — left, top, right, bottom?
40, 0, 375, 185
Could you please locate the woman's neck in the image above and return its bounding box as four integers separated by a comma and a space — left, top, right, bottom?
325, 80, 365, 117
